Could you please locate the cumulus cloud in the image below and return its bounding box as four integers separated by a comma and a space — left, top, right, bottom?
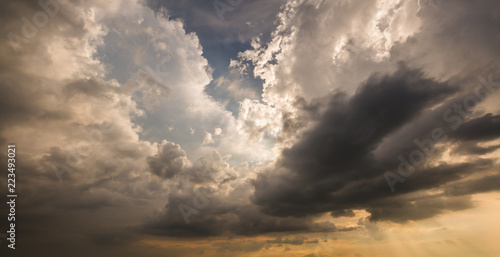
0, 0, 254, 254
148, 140, 189, 179
1, 0, 500, 256
251, 65, 499, 222
202, 131, 215, 145
129, 0, 500, 238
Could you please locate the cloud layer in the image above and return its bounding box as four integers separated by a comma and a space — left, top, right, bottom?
0, 0, 499, 256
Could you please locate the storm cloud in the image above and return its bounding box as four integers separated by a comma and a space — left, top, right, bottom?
1, 0, 500, 256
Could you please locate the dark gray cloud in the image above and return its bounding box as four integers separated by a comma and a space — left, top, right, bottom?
330, 209, 355, 218
142, 64, 500, 238
365, 195, 474, 223
450, 113, 500, 142
141, 193, 339, 237
443, 173, 500, 197
251, 65, 500, 222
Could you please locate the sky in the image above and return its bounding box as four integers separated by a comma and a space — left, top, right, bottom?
0, 0, 500, 256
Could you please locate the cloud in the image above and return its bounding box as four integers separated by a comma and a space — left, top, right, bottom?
0, 0, 249, 254
443, 174, 500, 196
266, 236, 308, 246
141, 187, 340, 237
358, 217, 384, 240
213, 240, 265, 253
391, 0, 500, 80
148, 140, 189, 179
251, 65, 466, 220
203, 131, 215, 145
141, 0, 500, 238
449, 113, 500, 142
1, 0, 500, 255
331, 209, 356, 218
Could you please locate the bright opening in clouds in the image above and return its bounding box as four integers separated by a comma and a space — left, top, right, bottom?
1, 0, 500, 256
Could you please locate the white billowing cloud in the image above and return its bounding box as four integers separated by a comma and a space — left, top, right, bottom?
213, 74, 260, 101
227, 0, 423, 152
237, 98, 282, 141
0, 0, 290, 231
239, 0, 421, 100
82, 0, 277, 163
0, 3, 187, 251
0, 0, 276, 250
203, 131, 215, 145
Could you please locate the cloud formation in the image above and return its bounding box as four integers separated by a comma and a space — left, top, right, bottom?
0, 0, 500, 256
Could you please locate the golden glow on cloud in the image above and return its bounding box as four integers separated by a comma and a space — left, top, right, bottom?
135, 192, 500, 257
